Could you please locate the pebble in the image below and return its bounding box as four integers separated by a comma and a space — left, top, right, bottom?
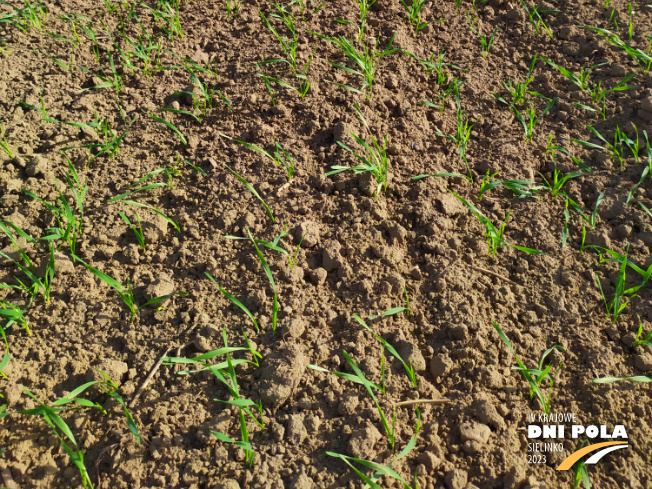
445, 469, 468, 489
430, 354, 452, 378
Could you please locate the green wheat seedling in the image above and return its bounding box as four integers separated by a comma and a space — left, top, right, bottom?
259, 5, 313, 98
477, 173, 545, 201
405, 49, 465, 85
571, 125, 630, 167
627, 131, 652, 202
247, 227, 279, 333
401, 0, 432, 34
220, 133, 294, 181
137, 0, 183, 40
468, 17, 498, 59
18, 87, 49, 123
493, 322, 562, 414
119, 210, 145, 252
0, 297, 30, 341
147, 111, 187, 146
71, 254, 186, 322
519, 0, 559, 38
224, 0, 240, 21
309, 350, 398, 451
0, 221, 53, 303
537, 163, 585, 199
326, 102, 389, 201
590, 71, 636, 114
631, 323, 652, 348
0, 123, 12, 158
627, 2, 634, 39
412, 172, 466, 181
327, 448, 415, 489
354, 314, 417, 389
0, 1, 47, 33
62, 114, 137, 165
514, 98, 557, 143
79, 52, 123, 96
222, 163, 275, 223
581, 26, 651, 73
434, 100, 478, 181
333, 0, 375, 41
491, 56, 543, 109
0, 353, 9, 377
540, 57, 607, 92
205, 271, 260, 332
450, 190, 543, 255
288, 0, 329, 20
310, 31, 398, 98
571, 441, 591, 489
163, 331, 264, 466
594, 374, 652, 383
24, 158, 87, 254
8, 389, 93, 488
288, 232, 306, 268
593, 245, 652, 323
63, 13, 101, 62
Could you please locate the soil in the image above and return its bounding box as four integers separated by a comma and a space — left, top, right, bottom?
0, 0, 651, 488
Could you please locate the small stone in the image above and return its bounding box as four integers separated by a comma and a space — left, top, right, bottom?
416, 451, 441, 471
214, 479, 240, 489
145, 275, 175, 301
470, 400, 506, 429
92, 358, 128, 384
450, 324, 468, 341
621, 332, 637, 347
338, 392, 360, 416
290, 471, 313, 489
143, 213, 169, 242
634, 353, 652, 372
286, 414, 307, 445
459, 421, 491, 444
348, 425, 382, 458
430, 354, 452, 378
283, 318, 306, 339
26, 154, 48, 177
322, 240, 343, 271
294, 221, 320, 248
310, 267, 327, 285
398, 342, 426, 372
358, 171, 377, 197
445, 469, 468, 489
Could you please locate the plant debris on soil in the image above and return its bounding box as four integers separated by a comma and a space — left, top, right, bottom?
1, 0, 651, 488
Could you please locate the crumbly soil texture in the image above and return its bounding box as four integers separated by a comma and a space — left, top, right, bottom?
1, 0, 651, 488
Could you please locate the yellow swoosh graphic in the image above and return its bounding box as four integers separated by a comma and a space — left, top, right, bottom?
556, 441, 628, 470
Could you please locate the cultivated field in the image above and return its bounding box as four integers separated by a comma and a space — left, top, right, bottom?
0, 0, 651, 488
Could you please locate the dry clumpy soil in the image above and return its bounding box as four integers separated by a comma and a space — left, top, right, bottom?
1, 0, 652, 488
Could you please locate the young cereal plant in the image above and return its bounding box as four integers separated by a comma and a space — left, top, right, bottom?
404, 48, 465, 85
467, 14, 498, 59
119, 209, 145, 252
327, 447, 416, 489
205, 271, 260, 332
513, 97, 557, 143
493, 322, 564, 414
449, 190, 544, 255
310, 31, 398, 98
519, 0, 560, 38
581, 26, 651, 73
259, 4, 313, 98
0, 122, 12, 158
401, 0, 433, 34
433, 96, 479, 181
222, 163, 275, 223
491, 55, 544, 109
477, 172, 545, 201
627, 131, 652, 202
163, 331, 264, 466
353, 314, 417, 389
147, 111, 187, 146
0, 221, 54, 304
593, 245, 648, 324
540, 57, 608, 92
247, 228, 279, 333
220, 133, 294, 181
0, 1, 47, 33
309, 350, 398, 451
326, 103, 389, 201
71, 254, 187, 322
571, 125, 630, 167
224, 0, 240, 21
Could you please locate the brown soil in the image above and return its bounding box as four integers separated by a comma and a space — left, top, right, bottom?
1, 0, 651, 488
